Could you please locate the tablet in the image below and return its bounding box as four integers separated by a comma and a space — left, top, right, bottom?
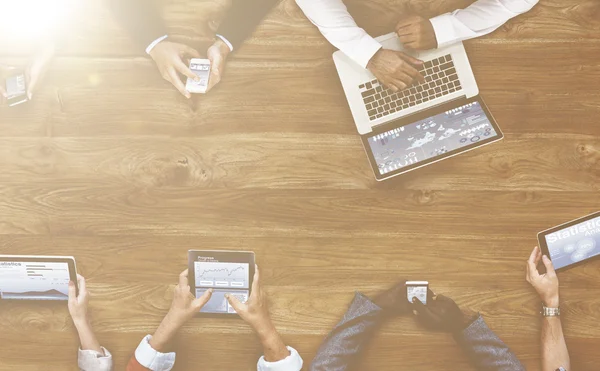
188, 250, 255, 316
0, 255, 77, 300
538, 211, 600, 271
362, 96, 503, 181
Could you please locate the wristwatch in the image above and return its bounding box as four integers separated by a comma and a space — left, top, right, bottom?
542, 304, 560, 317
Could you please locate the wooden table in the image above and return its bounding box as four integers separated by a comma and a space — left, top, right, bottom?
0, 0, 599, 370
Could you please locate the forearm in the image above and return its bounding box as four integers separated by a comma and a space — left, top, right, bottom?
311, 293, 383, 371
73, 319, 103, 354
295, 0, 381, 68
216, 0, 278, 51
256, 322, 291, 362
429, 0, 539, 48
150, 311, 183, 352
541, 317, 570, 371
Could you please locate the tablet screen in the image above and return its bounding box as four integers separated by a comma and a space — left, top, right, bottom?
0, 261, 70, 300
544, 214, 600, 269
367, 100, 500, 176
193, 257, 250, 314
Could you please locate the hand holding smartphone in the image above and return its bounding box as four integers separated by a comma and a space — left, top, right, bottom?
185, 59, 211, 94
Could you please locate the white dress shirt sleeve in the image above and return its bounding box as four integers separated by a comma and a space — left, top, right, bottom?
429, 0, 539, 48
216, 34, 234, 52
134, 335, 176, 371
146, 35, 169, 54
295, 0, 381, 69
256, 346, 303, 371
78, 347, 113, 371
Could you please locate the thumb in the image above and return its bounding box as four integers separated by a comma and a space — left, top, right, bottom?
542, 255, 556, 276
225, 293, 244, 313
192, 288, 213, 310
68, 280, 77, 301
397, 51, 423, 66
411, 296, 430, 316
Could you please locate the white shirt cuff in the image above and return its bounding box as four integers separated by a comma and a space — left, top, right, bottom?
134, 335, 176, 371
78, 347, 113, 371
216, 34, 234, 52
146, 35, 169, 55
257, 346, 303, 371
429, 13, 460, 49
347, 35, 382, 69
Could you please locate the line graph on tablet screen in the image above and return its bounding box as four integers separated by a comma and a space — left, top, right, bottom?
194, 262, 249, 289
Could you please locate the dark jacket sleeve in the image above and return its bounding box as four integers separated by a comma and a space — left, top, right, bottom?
454, 315, 526, 371
109, 0, 168, 52
310, 293, 384, 371
216, 0, 278, 51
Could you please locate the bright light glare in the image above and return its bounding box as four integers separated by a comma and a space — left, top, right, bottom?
0, 0, 71, 41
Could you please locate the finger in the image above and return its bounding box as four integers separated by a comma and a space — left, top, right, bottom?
225, 293, 245, 313
395, 18, 418, 32
76, 274, 86, 296
397, 52, 424, 67
193, 288, 213, 309
388, 74, 413, 91
250, 265, 260, 296
179, 269, 189, 287
526, 246, 540, 277
167, 69, 190, 99
542, 255, 556, 276
206, 66, 221, 92
398, 34, 419, 45
182, 45, 201, 59
403, 41, 421, 51
68, 280, 77, 301
412, 297, 438, 324
174, 59, 198, 81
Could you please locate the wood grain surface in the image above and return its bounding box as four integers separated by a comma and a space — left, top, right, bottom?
1, 0, 599, 370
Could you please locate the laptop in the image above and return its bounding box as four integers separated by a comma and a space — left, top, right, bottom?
333, 32, 503, 181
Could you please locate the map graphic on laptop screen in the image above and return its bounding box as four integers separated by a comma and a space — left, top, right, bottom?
367, 101, 499, 175
544, 215, 600, 269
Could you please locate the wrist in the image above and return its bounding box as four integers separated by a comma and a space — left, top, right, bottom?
543, 296, 560, 308
254, 319, 278, 341
72, 316, 91, 329
215, 38, 231, 57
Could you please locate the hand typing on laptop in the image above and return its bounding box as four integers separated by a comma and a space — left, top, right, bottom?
366, 49, 424, 92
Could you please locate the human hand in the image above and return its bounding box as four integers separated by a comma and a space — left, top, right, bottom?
526, 246, 560, 307
367, 49, 424, 92
68, 274, 89, 325
206, 38, 231, 92
167, 269, 213, 326
149, 41, 201, 98
150, 269, 213, 352
226, 266, 275, 335
26, 43, 55, 100
396, 15, 438, 51
412, 290, 474, 333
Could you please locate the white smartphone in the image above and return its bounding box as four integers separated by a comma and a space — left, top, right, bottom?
185, 58, 211, 94
406, 281, 429, 304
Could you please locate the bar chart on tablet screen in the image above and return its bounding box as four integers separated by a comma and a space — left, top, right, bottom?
194, 262, 249, 289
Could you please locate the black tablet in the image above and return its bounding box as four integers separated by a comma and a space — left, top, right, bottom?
0, 255, 77, 300
188, 250, 255, 316
538, 211, 600, 271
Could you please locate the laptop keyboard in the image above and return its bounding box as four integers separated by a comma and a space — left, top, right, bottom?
359, 54, 462, 121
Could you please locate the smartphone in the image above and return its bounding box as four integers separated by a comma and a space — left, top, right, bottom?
5, 73, 28, 107
185, 58, 211, 94
406, 281, 429, 304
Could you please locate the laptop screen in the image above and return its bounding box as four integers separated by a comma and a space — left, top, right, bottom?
366, 100, 500, 176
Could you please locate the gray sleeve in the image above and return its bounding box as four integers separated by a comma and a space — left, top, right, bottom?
454, 315, 525, 371
310, 292, 383, 371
